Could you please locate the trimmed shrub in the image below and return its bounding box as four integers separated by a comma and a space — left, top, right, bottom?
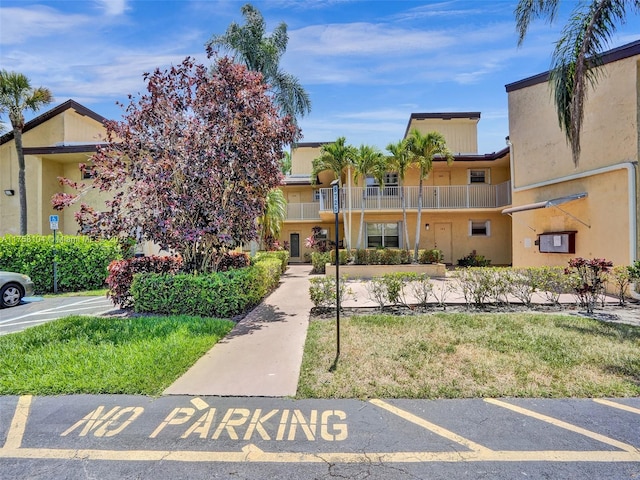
329, 249, 350, 266
255, 250, 289, 273
311, 252, 330, 274
107, 255, 183, 308
418, 249, 444, 264
217, 252, 250, 272
0, 234, 121, 293
131, 256, 283, 317
308, 275, 354, 309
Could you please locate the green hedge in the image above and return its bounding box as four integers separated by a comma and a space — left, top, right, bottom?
0, 235, 121, 293
254, 250, 289, 273
131, 256, 283, 317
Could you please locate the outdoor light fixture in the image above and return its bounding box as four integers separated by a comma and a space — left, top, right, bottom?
425, 223, 430, 230
4, 189, 14, 196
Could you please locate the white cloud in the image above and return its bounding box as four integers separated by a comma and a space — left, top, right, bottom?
95, 0, 129, 16
0, 6, 89, 45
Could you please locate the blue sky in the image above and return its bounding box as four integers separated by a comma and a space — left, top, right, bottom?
1, 0, 638, 154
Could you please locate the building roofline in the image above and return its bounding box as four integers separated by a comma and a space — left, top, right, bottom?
293, 141, 331, 148
404, 112, 481, 139
439, 146, 510, 162
23, 144, 104, 155
0, 99, 107, 146
505, 39, 640, 93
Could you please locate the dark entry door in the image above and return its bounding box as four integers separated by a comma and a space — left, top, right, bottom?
290, 233, 300, 258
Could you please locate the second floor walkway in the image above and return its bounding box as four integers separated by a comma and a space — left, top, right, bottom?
286, 181, 512, 221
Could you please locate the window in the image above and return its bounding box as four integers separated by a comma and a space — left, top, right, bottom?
367, 222, 399, 248
366, 172, 398, 196
313, 189, 320, 202
81, 164, 96, 179
469, 169, 489, 184
469, 220, 490, 236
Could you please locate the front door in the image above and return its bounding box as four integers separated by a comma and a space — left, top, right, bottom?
434, 223, 452, 264
290, 233, 300, 259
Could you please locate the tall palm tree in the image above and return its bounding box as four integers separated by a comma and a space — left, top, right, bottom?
0, 70, 53, 235
311, 137, 356, 250
280, 150, 292, 175
259, 188, 287, 250
206, 3, 311, 122
406, 129, 453, 262
386, 139, 412, 252
352, 144, 386, 249
515, 0, 639, 166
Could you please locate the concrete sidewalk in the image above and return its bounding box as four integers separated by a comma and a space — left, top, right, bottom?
164, 264, 313, 397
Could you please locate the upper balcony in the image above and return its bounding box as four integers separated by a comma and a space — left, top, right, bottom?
318, 181, 511, 213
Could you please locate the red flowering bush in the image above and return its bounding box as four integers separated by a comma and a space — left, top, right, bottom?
564, 257, 613, 313
106, 255, 183, 308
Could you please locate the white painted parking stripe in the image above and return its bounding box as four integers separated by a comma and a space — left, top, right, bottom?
0, 297, 112, 324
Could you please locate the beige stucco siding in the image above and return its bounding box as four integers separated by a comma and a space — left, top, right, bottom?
510, 168, 632, 268
509, 55, 639, 188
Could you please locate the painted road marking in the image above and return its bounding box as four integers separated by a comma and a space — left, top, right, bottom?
484, 398, 638, 453
369, 399, 491, 453
593, 398, 640, 415
2, 396, 639, 464
0, 297, 112, 325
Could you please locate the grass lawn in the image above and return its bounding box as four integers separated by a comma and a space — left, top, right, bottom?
43, 288, 109, 298
0, 315, 234, 396
298, 312, 640, 399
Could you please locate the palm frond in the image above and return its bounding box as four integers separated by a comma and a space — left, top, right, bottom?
515, 0, 561, 45
551, 0, 628, 166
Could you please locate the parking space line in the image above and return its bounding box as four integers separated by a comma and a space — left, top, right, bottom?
485, 398, 637, 452
4, 396, 31, 450
593, 399, 640, 415
369, 399, 491, 453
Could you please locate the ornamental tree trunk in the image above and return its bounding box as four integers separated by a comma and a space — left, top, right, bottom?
14, 127, 27, 235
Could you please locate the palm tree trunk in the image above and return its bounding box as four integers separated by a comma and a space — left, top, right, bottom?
14, 128, 27, 235
357, 190, 365, 249
400, 183, 410, 251
414, 177, 423, 262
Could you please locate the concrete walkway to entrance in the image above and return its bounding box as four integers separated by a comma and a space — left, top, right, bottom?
164, 264, 313, 397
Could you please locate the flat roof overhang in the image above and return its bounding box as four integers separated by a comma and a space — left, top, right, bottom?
502, 192, 587, 215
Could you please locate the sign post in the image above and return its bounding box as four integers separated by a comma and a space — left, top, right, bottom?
49, 215, 59, 294
331, 180, 340, 360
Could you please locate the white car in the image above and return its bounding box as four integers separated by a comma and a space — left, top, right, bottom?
0, 271, 35, 308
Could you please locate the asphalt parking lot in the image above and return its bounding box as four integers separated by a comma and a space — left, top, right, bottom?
0, 295, 115, 335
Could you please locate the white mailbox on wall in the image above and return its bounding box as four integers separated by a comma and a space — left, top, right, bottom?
537, 231, 576, 254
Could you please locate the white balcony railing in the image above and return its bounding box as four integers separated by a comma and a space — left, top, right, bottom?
317, 181, 511, 212
285, 202, 321, 221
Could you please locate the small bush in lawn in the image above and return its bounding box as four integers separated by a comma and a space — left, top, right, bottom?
106, 255, 183, 308
509, 268, 539, 307
454, 267, 497, 308
418, 249, 444, 264
311, 252, 330, 274
565, 257, 613, 313
610, 265, 633, 306
382, 272, 416, 306
534, 266, 574, 306
366, 276, 387, 309
309, 275, 354, 309
409, 273, 433, 307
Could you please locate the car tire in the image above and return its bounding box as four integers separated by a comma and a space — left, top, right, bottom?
1, 283, 24, 308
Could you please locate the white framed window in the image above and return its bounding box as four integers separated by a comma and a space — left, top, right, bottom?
469, 220, 491, 237
313, 189, 321, 202
366, 222, 400, 248
468, 169, 489, 184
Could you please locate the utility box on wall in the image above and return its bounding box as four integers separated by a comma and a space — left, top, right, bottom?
537, 231, 576, 254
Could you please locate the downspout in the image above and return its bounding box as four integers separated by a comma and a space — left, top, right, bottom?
513, 161, 639, 298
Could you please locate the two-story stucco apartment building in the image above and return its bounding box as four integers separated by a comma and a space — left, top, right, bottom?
2, 40, 638, 270
504, 39, 639, 269
0, 100, 108, 236
281, 113, 512, 265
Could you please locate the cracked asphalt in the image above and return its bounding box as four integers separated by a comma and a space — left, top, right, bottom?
1, 395, 639, 479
